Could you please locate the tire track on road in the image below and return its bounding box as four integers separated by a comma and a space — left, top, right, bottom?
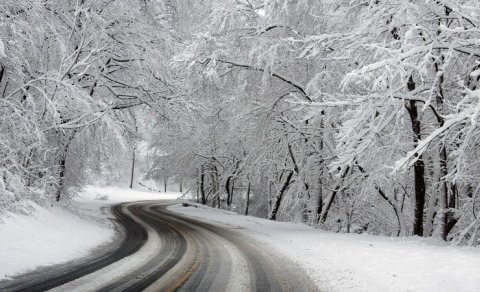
1, 200, 318, 292
0, 204, 147, 292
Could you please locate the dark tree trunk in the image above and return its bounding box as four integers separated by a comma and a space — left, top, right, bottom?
319, 166, 350, 224
196, 168, 200, 203
315, 115, 325, 224
406, 77, 426, 237
269, 170, 293, 221
55, 131, 77, 202
55, 154, 67, 202
226, 176, 233, 207
319, 185, 339, 224
200, 165, 206, 205
301, 182, 310, 223
315, 178, 323, 224
245, 181, 251, 216
129, 148, 135, 189
268, 181, 273, 215
229, 180, 235, 208
446, 184, 458, 235
226, 160, 240, 208
438, 145, 448, 239
210, 164, 220, 208
411, 124, 426, 236
0, 65, 4, 86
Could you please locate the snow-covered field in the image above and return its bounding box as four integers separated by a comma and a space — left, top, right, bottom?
169, 203, 480, 292
0, 186, 181, 280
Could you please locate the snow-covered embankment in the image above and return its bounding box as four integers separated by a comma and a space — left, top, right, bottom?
169, 202, 480, 292
0, 186, 181, 280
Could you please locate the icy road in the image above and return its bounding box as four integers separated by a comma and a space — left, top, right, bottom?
0, 201, 317, 292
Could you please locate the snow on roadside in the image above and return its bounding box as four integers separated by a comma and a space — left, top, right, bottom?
0, 202, 113, 280
0, 186, 181, 280
168, 202, 480, 292
79, 186, 181, 203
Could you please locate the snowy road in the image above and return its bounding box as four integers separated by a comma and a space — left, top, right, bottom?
0, 201, 316, 292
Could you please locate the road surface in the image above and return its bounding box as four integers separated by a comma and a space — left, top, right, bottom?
0, 201, 317, 291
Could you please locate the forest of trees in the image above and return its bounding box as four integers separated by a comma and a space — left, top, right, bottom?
1, 0, 480, 245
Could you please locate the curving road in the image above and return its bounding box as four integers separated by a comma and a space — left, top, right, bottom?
0, 201, 318, 292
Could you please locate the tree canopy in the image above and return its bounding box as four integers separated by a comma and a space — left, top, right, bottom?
1, 0, 480, 245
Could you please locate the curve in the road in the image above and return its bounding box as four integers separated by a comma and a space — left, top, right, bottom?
0, 204, 148, 292
0, 201, 318, 292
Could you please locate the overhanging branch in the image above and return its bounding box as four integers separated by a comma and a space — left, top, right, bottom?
215, 59, 312, 102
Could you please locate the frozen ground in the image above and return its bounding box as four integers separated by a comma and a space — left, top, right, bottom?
0, 186, 181, 280
169, 202, 480, 292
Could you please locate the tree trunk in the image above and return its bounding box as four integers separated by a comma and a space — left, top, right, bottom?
315, 177, 323, 224
345, 208, 351, 233
55, 154, 67, 202
0, 65, 4, 94
129, 148, 135, 189
55, 131, 76, 202
196, 168, 200, 203
412, 128, 426, 236
164, 178, 168, 193
230, 180, 235, 208
268, 181, 273, 215
128, 109, 137, 190
407, 97, 426, 236
434, 55, 451, 240
438, 146, 448, 239
377, 186, 408, 236
245, 181, 251, 216
200, 165, 206, 205
269, 170, 293, 221
226, 176, 233, 207
210, 164, 220, 208
446, 184, 458, 235
424, 192, 438, 237
394, 202, 408, 237
301, 182, 310, 223
315, 116, 325, 224
319, 166, 350, 224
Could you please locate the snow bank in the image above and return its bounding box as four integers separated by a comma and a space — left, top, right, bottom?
0, 203, 113, 280
79, 186, 181, 202
0, 186, 181, 280
169, 203, 480, 292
